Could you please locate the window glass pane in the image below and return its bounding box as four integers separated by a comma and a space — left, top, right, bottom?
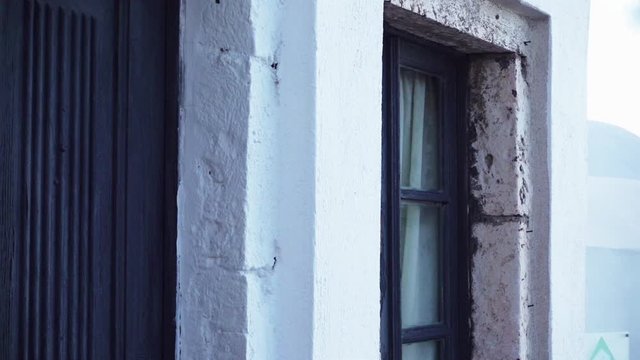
402, 340, 441, 360
400, 203, 442, 328
399, 68, 441, 191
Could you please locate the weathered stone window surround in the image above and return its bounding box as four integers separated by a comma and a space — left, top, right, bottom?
386, 1, 550, 358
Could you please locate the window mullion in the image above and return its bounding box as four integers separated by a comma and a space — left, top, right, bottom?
388, 34, 403, 360
401, 324, 451, 343
400, 189, 449, 203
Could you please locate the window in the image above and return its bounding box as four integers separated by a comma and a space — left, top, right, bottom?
381, 32, 469, 360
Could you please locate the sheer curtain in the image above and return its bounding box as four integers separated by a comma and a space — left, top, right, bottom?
399, 68, 441, 360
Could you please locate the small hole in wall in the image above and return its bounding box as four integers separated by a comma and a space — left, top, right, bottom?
484, 154, 494, 169
215, 0, 220, 3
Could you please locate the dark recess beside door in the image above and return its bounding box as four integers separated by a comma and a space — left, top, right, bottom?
0, 0, 178, 358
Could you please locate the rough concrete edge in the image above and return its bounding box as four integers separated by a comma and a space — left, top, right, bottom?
384, 3, 508, 53
175, 1, 186, 357
467, 54, 530, 359
492, 0, 549, 18
385, 0, 537, 55
522, 17, 550, 360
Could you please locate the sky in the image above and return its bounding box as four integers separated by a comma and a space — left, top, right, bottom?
588, 0, 640, 136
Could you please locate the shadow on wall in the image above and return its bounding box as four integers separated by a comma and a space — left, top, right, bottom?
587, 120, 640, 359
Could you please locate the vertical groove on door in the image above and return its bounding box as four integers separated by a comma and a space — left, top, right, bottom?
78, 16, 87, 359
56, 8, 69, 360
113, 3, 129, 357
43, 5, 57, 359
69, 11, 80, 360
79, 15, 96, 359
30, 3, 44, 357
11, 1, 174, 358
18, 3, 96, 359
19, 1, 34, 358
89, 18, 96, 358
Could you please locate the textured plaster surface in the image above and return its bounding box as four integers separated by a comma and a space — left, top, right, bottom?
387, 0, 536, 54
177, 1, 252, 359
245, 0, 316, 358
313, 1, 384, 359
469, 55, 531, 217
529, 1, 590, 358
178, 0, 317, 358
471, 221, 530, 359
177, 0, 383, 359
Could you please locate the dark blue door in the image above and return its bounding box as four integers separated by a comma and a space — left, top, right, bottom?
0, 1, 177, 358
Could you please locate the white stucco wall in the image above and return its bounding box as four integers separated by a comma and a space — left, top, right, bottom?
177, 1, 252, 358
245, 0, 316, 358
177, 0, 383, 359
524, 0, 591, 358
313, 1, 384, 359
176, 0, 591, 358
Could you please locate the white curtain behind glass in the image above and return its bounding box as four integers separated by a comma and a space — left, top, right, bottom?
398, 68, 441, 354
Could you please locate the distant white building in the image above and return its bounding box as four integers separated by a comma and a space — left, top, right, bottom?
587, 121, 640, 359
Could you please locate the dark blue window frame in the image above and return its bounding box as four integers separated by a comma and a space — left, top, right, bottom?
381, 30, 470, 360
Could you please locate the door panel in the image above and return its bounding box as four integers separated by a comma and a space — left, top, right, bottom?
19, 3, 114, 358
0, 1, 176, 359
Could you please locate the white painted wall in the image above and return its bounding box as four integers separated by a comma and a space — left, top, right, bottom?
245, 0, 316, 358
313, 1, 384, 358
177, 1, 252, 358
177, 0, 382, 359
176, 0, 591, 358
518, 0, 591, 358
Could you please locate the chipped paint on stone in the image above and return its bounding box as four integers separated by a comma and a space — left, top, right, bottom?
386, 0, 538, 55
468, 54, 534, 359
469, 55, 531, 217
471, 220, 530, 359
